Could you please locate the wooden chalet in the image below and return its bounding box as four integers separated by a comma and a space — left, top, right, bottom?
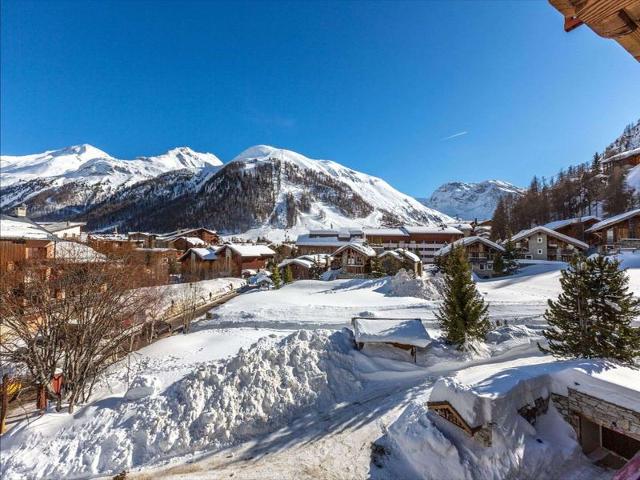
278, 254, 330, 280
435, 236, 505, 277
543, 216, 601, 242
378, 248, 423, 276
511, 226, 589, 261
331, 243, 377, 275
88, 234, 144, 255
0, 214, 57, 273
132, 247, 179, 285
178, 247, 220, 280
156, 228, 219, 250
549, 0, 640, 62
37, 221, 85, 239
180, 244, 276, 279
585, 209, 640, 252
351, 317, 431, 363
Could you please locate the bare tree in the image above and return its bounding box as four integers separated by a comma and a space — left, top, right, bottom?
175, 282, 206, 334
0, 245, 159, 413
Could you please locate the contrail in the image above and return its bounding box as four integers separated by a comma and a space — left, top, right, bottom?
441, 131, 468, 141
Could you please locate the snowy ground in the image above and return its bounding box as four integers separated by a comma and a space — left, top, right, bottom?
1, 259, 639, 479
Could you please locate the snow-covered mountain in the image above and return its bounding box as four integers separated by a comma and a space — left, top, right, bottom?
421, 180, 524, 221
83, 145, 452, 239
0, 145, 222, 218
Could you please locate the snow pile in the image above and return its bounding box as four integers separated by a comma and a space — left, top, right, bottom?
124, 375, 161, 401
0, 330, 363, 479
388, 269, 443, 300
386, 375, 593, 480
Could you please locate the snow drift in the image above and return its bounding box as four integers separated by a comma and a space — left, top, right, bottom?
0, 330, 363, 479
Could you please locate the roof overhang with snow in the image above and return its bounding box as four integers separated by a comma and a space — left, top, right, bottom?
586, 209, 640, 233
436, 236, 506, 257
351, 318, 430, 348
510, 226, 589, 250
332, 242, 377, 258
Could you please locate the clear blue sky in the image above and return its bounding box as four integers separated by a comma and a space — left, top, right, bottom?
2, 0, 639, 196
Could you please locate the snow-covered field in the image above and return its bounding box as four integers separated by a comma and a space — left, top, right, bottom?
1, 259, 639, 479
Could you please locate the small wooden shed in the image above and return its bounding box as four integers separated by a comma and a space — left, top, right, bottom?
351, 317, 431, 363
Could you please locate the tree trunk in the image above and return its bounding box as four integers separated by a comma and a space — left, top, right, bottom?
1, 374, 9, 434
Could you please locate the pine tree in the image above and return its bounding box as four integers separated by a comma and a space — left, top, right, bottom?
271, 265, 282, 289
502, 236, 519, 274
369, 256, 385, 278
491, 197, 509, 241
284, 265, 294, 284
436, 246, 491, 349
603, 166, 633, 216
541, 255, 640, 365
492, 253, 504, 275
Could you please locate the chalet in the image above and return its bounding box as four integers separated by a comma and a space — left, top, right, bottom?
132, 247, 179, 285
0, 214, 57, 273
178, 247, 220, 280
543, 215, 600, 242
351, 317, 431, 363
378, 248, 422, 276
601, 148, 640, 173
510, 226, 588, 262
296, 229, 365, 255
128, 232, 159, 248
427, 365, 640, 469
278, 254, 330, 280
585, 209, 640, 252
156, 227, 219, 249
88, 234, 144, 255
435, 236, 505, 277
364, 226, 464, 264
549, 0, 640, 62
331, 243, 377, 275
37, 221, 86, 239
213, 244, 276, 277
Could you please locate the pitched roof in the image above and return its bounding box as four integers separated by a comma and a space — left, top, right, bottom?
332, 242, 377, 257
436, 236, 506, 257
54, 241, 106, 263
296, 234, 364, 248
178, 247, 219, 261
585, 209, 640, 233
543, 216, 600, 231
378, 248, 421, 263
37, 221, 86, 233
224, 244, 276, 258
0, 214, 57, 241
362, 228, 409, 237
351, 318, 431, 348
511, 226, 589, 250
402, 225, 463, 235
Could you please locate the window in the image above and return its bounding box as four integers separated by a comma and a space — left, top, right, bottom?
479, 264, 485, 270
537, 249, 543, 255
537, 237, 543, 243
525, 255, 533, 260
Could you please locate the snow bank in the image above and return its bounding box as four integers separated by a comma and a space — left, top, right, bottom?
0, 330, 363, 479
388, 269, 443, 300
124, 375, 161, 401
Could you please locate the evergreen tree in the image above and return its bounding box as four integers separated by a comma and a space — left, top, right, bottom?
502, 236, 519, 274
436, 246, 491, 349
284, 265, 294, 284
604, 166, 633, 216
271, 265, 282, 289
541, 255, 640, 365
492, 253, 505, 275
491, 197, 509, 241
369, 256, 385, 277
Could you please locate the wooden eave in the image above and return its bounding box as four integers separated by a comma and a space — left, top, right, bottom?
549, 0, 640, 61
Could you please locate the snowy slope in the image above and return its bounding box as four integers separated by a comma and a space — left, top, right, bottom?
421, 180, 524, 220
84, 145, 453, 239
0, 145, 222, 218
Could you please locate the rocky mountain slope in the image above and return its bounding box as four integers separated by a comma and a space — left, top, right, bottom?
82, 145, 452, 239
421, 180, 524, 220
0, 145, 222, 219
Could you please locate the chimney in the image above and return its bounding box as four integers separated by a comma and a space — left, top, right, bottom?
13, 204, 27, 217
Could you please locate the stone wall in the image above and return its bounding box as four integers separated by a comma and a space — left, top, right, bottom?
552, 388, 640, 442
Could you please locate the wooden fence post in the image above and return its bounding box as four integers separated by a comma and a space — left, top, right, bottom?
0, 374, 8, 434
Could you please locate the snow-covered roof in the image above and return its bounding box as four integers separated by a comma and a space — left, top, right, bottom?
181, 236, 207, 246
362, 228, 409, 237
585, 209, 640, 233
158, 227, 217, 242
54, 241, 107, 263
225, 244, 276, 258
510, 226, 589, 250
542, 216, 600, 232
402, 225, 463, 235
37, 221, 86, 233
333, 242, 377, 257
0, 215, 57, 241
601, 146, 640, 164
296, 234, 364, 248
352, 318, 430, 348
278, 258, 314, 269
179, 247, 219, 261
435, 236, 505, 257
378, 248, 421, 263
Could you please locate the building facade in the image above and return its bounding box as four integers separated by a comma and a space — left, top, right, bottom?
511, 226, 588, 262
585, 209, 640, 253
435, 236, 505, 277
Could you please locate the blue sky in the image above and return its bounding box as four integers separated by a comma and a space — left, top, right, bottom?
1, 0, 639, 196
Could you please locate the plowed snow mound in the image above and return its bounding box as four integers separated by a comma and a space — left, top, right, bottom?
1, 330, 363, 479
